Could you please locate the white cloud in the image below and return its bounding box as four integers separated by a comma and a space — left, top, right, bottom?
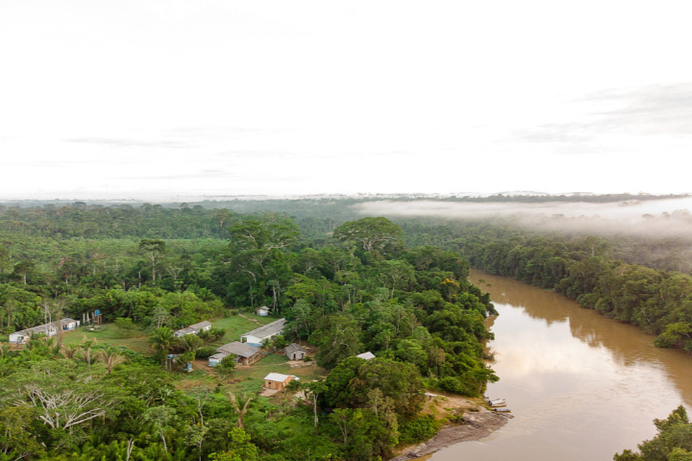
1, 0, 691, 198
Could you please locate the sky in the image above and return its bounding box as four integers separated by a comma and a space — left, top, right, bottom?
1, 0, 691, 200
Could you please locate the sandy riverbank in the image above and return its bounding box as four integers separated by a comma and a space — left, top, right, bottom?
390, 403, 510, 461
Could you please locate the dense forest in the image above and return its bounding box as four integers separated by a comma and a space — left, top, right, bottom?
0, 204, 496, 461
398, 219, 692, 352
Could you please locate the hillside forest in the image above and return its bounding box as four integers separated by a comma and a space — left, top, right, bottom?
0, 204, 496, 461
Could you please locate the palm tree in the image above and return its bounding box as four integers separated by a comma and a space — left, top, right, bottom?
61, 344, 81, 360
176, 334, 203, 354
97, 346, 129, 374
80, 336, 97, 366
148, 327, 175, 365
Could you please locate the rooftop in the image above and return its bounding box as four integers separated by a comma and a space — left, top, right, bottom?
14, 318, 80, 336
356, 351, 376, 360
175, 320, 212, 335
285, 343, 306, 355
216, 341, 261, 358
264, 372, 298, 382
241, 318, 286, 339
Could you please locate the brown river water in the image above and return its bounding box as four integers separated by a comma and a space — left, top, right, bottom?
427, 269, 692, 461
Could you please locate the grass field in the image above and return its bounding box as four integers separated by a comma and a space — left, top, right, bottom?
222, 352, 327, 394
60, 324, 152, 353
212, 314, 277, 342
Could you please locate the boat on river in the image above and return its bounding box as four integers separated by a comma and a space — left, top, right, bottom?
487, 398, 506, 407
493, 407, 511, 413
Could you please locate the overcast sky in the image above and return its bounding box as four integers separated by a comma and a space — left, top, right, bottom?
1, 1, 691, 200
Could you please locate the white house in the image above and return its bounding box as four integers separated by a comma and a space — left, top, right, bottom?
356, 351, 376, 360
174, 320, 213, 338
9, 318, 81, 344
240, 318, 286, 347
256, 306, 270, 317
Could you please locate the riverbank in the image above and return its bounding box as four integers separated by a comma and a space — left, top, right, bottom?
390, 396, 511, 461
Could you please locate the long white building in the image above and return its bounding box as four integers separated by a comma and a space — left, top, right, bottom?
9, 318, 81, 343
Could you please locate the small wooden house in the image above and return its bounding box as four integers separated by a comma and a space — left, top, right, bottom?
263, 372, 299, 391
256, 306, 270, 317
285, 343, 307, 360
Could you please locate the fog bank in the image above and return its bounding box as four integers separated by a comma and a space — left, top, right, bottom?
355, 197, 692, 239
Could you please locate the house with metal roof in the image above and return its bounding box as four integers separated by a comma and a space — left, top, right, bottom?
9, 318, 81, 344
174, 320, 213, 338
208, 341, 263, 366
356, 351, 376, 360
264, 372, 299, 391
240, 318, 286, 347
285, 343, 307, 360
256, 306, 270, 316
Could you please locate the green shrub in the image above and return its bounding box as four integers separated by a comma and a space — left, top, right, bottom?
398, 415, 441, 445
197, 346, 218, 358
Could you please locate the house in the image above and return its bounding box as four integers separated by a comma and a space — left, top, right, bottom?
208, 341, 262, 367
256, 306, 270, 317
240, 318, 286, 347
285, 343, 307, 360
263, 372, 299, 391
9, 318, 81, 344
174, 320, 213, 338
356, 351, 376, 360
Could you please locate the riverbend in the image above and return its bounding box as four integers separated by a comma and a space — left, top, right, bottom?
427, 269, 692, 461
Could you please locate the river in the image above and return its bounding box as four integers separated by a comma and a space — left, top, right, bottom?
427, 269, 692, 461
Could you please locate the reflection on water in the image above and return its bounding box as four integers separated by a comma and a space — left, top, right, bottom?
430, 270, 692, 461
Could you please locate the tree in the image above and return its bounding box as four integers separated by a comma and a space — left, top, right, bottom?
377, 259, 415, 297
139, 239, 166, 284
142, 405, 176, 453
148, 327, 176, 365
216, 355, 237, 380
0, 406, 44, 458
3, 360, 120, 432
209, 428, 259, 461
303, 379, 327, 429
12, 260, 35, 285
80, 336, 97, 367
310, 315, 362, 369
615, 406, 692, 461
176, 333, 203, 354
227, 392, 252, 429
333, 217, 404, 254
96, 346, 129, 374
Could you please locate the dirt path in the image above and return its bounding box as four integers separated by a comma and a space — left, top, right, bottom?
390, 405, 511, 460
238, 313, 262, 325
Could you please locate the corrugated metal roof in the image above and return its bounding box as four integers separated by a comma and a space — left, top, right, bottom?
241, 318, 286, 340
14, 318, 79, 336
285, 343, 306, 355
356, 352, 376, 360
216, 341, 261, 358
264, 372, 298, 382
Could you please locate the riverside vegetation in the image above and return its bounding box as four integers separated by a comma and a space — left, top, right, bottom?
0, 205, 496, 461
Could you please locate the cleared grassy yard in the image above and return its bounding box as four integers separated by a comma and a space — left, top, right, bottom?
60, 324, 152, 353
222, 352, 327, 394
212, 314, 277, 342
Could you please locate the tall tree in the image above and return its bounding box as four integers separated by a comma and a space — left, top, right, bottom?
333, 217, 404, 254
139, 239, 166, 284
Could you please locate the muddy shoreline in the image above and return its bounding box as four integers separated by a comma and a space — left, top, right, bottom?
390, 407, 510, 461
